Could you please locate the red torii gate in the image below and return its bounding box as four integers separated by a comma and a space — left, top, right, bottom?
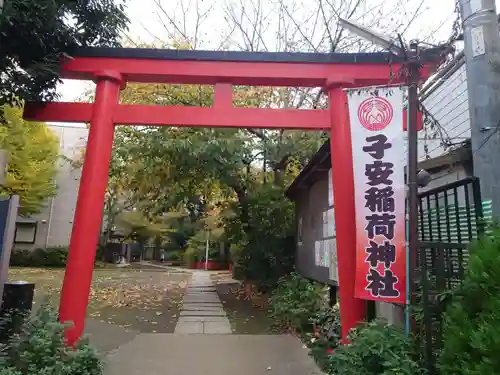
23, 47, 439, 345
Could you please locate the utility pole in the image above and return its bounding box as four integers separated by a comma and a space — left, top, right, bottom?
459, 0, 500, 218
205, 229, 210, 271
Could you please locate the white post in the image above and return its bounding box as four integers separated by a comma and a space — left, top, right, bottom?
205, 230, 209, 271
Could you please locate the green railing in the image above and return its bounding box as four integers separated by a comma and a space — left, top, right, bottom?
415, 177, 484, 374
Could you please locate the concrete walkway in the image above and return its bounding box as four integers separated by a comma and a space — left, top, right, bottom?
104, 270, 322, 375
174, 271, 232, 334
105, 333, 322, 375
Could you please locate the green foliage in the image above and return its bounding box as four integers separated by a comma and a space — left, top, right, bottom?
307, 304, 342, 372
225, 184, 296, 291
0, 304, 103, 375
115, 210, 174, 242
9, 246, 68, 267
182, 247, 195, 264
165, 250, 182, 261
269, 272, 326, 332
183, 239, 220, 264
438, 229, 500, 375
0, 106, 59, 216
0, 0, 128, 110
0, 367, 22, 375
329, 321, 423, 375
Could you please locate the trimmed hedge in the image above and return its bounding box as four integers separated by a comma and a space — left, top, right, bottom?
9, 247, 68, 268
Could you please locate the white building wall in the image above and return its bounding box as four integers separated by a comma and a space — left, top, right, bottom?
419, 164, 470, 194
14, 124, 88, 250
46, 125, 88, 247
420, 63, 470, 161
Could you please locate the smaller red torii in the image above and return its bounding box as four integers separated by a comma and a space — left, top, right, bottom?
23, 47, 440, 345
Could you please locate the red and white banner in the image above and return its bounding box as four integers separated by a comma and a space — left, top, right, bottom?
346, 86, 406, 304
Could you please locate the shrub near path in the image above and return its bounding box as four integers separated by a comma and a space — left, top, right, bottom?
7, 267, 190, 333
438, 228, 500, 375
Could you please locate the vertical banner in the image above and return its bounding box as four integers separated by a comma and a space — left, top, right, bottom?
346, 86, 406, 304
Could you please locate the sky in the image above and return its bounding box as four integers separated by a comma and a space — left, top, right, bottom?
57, 0, 500, 105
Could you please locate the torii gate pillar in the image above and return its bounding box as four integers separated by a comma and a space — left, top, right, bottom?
58, 71, 123, 344
328, 86, 367, 340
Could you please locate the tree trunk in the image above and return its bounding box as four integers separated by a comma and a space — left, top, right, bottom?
154, 236, 162, 261
119, 243, 129, 265
138, 238, 146, 261
273, 168, 285, 186
126, 244, 132, 263
232, 184, 250, 233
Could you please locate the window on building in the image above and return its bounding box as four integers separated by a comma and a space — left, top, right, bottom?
14, 222, 37, 244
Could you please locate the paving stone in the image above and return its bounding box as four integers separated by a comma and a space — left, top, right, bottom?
183, 301, 221, 306
183, 302, 221, 306
185, 292, 219, 297
177, 316, 229, 323
184, 297, 221, 303
184, 298, 215, 302
186, 290, 217, 293
180, 310, 226, 317
203, 321, 232, 334
184, 295, 219, 300
174, 321, 204, 334
182, 304, 225, 312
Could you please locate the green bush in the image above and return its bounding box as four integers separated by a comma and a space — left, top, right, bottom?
329, 321, 423, 375
40, 246, 68, 267
224, 185, 295, 291
0, 304, 103, 375
8, 249, 32, 267
231, 261, 246, 280
269, 272, 325, 333
183, 242, 221, 264
438, 229, 500, 375
165, 250, 182, 261
307, 304, 342, 372
183, 247, 198, 264
9, 246, 68, 267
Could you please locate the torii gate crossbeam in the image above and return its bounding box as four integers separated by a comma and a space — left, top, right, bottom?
23, 47, 440, 345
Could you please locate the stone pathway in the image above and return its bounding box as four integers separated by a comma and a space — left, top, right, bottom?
104, 270, 322, 375
174, 271, 232, 334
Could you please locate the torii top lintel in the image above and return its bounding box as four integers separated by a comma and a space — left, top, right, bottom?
23, 47, 442, 129
61, 47, 441, 86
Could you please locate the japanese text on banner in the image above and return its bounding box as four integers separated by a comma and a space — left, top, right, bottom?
346, 87, 406, 304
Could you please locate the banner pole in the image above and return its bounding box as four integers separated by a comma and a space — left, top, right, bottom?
406, 41, 422, 335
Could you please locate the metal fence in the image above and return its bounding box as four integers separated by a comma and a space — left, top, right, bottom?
414, 177, 484, 374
